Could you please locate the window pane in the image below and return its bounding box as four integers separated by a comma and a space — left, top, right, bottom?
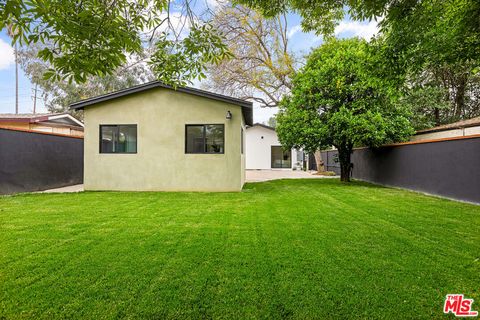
118, 125, 137, 153
100, 126, 115, 153
186, 125, 205, 153
205, 125, 224, 153
271, 146, 282, 168
100, 125, 137, 154
241, 128, 244, 154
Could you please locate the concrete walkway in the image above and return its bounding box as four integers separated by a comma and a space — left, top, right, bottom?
39, 184, 84, 193
246, 170, 336, 182
39, 171, 335, 192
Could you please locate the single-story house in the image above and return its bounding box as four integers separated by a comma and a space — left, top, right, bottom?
411, 116, 480, 141
70, 81, 253, 192
0, 113, 84, 137
245, 123, 303, 170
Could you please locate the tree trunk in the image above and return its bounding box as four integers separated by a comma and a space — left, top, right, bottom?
33, 83, 37, 114
314, 150, 325, 173
338, 146, 353, 182
454, 74, 467, 119
434, 108, 440, 126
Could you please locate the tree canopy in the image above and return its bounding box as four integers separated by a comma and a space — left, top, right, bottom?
377, 0, 480, 127
238, 0, 479, 55
1, 0, 230, 86
17, 42, 153, 115
277, 38, 414, 181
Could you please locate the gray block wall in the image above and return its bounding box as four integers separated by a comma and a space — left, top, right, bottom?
350, 137, 480, 203
317, 137, 479, 203
0, 128, 83, 194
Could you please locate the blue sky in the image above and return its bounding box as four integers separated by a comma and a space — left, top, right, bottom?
0, 12, 380, 121
0, 29, 41, 114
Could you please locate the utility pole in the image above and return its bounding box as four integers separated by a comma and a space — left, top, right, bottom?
32, 84, 39, 114
14, 41, 18, 114
8, 24, 19, 114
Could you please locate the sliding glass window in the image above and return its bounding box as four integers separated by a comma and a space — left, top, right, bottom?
185, 124, 224, 154
100, 125, 137, 153
271, 146, 291, 168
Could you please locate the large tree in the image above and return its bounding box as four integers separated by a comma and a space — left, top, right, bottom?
277, 38, 413, 182
1, 0, 230, 86
238, 0, 479, 54
203, 4, 299, 107
377, 0, 480, 127
240, 0, 480, 125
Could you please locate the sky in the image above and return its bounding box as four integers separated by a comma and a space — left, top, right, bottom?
0, 11, 380, 122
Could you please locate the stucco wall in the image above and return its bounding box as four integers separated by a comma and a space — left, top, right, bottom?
240, 124, 246, 185
245, 126, 297, 169
83, 87, 244, 192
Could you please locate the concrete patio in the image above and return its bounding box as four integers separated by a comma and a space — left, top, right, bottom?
245, 169, 336, 182
38, 184, 84, 193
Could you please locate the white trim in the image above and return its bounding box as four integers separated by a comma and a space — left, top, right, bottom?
47, 114, 84, 127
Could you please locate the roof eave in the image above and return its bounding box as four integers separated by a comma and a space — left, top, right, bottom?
70, 81, 252, 109
247, 123, 275, 131
69, 81, 253, 126
0, 118, 31, 123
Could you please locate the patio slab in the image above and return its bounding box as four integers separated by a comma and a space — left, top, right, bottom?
246, 170, 336, 182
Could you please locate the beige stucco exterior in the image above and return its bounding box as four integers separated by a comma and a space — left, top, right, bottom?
83, 87, 246, 192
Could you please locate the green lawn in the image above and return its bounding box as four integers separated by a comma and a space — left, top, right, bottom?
0, 179, 479, 319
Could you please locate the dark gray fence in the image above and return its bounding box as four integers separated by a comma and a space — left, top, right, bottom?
308, 151, 341, 174
0, 128, 83, 194
321, 150, 341, 174
319, 136, 480, 203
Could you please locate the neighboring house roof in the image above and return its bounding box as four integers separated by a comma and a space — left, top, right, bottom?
247, 123, 275, 131
69, 81, 254, 126
0, 113, 84, 128
416, 116, 480, 134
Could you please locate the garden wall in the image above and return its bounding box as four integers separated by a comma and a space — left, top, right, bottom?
0, 127, 83, 194
309, 151, 341, 174
321, 135, 480, 204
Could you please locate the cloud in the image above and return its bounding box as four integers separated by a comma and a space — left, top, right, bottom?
0, 38, 14, 70
142, 11, 193, 41
334, 19, 382, 40
287, 25, 302, 38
